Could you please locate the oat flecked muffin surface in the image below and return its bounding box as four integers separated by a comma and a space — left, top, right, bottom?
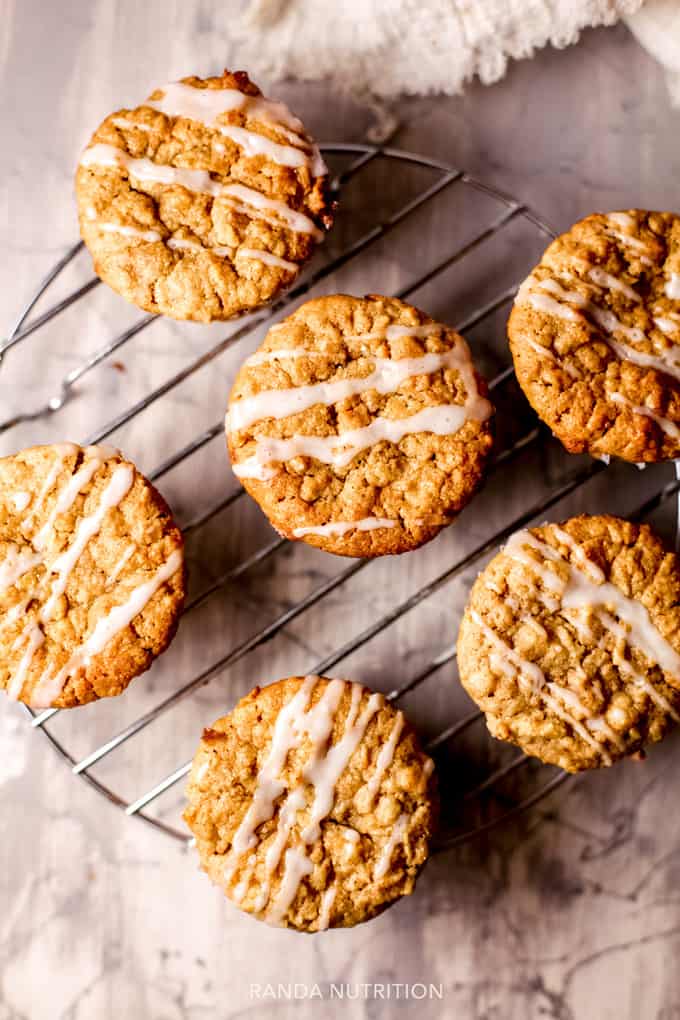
0, 443, 185, 709
75, 70, 332, 322
509, 210, 680, 462
226, 294, 494, 557
457, 514, 680, 772
184, 675, 437, 931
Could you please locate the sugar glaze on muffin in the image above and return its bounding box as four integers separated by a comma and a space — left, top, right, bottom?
457, 515, 680, 771
184, 675, 437, 931
0, 443, 185, 708
226, 294, 494, 557
76, 70, 332, 322
509, 210, 680, 462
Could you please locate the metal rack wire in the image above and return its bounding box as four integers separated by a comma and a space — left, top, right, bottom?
5, 144, 679, 850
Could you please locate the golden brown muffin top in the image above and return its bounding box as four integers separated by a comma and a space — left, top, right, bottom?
458, 514, 680, 772
509, 210, 680, 462
227, 294, 494, 557
184, 675, 437, 931
76, 70, 332, 322
0, 443, 184, 708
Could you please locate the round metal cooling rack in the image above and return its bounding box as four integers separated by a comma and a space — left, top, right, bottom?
4, 143, 680, 850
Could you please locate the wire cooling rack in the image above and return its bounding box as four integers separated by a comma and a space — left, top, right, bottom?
4, 144, 680, 850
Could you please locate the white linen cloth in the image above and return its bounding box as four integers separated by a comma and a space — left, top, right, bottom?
626, 0, 680, 105
232, 0, 644, 99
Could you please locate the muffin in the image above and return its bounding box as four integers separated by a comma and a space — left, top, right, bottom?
226, 294, 494, 557
457, 514, 680, 771
75, 70, 332, 322
184, 675, 437, 930
509, 210, 680, 462
0, 443, 185, 708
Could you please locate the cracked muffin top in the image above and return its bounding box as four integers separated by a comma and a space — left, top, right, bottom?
0, 443, 185, 709
457, 514, 680, 772
509, 210, 680, 462
226, 293, 494, 557
184, 675, 438, 931
75, 70, 332, 322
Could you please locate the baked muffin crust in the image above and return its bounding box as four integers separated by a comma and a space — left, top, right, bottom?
76, 70, 332, 321
509, 210, 680, 462
226, 294, 494, 557
184, 675, 437, 930
0, 443, 185, 708
457, 514, 680, 771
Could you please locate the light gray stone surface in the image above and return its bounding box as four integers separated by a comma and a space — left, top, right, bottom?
2, 5, 680, 1018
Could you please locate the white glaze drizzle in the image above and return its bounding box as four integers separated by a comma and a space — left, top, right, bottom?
517, 274, 680, 382
507, 529, 680, 676
266, 848, 314, 925
159, 238, 296, 270
96, 222, 162, 243
33, 454, 104, 551
10, 492, 31, 513
472, 609, 612, 762
39, 466, 134, 623
2, 448, 127, 698
655, 317, 680, 337
596, 610, 680, 722
499, 529, 680, 732
523, 336, 580, 379
606, 337, 680, 381
7, 624, 45, 701
81, 143, 226, 193
80, 144, 323, 238
550, 680, 623, 749
167, 237, 202, 251
300, 687, 383, 844
341, 827, 361, 861
29, 547, 183, 708
144, 80, 327, 176
0, 545, 42, 594
221, 676, 386, 927
223, 676, 332, 878
3, 455, 141, 703
609, 391, 680, 440
228, 343, 484, 433
546, 682, 623, 750
384, 324, 442, 340
111, 115, 153, 133
230, 326, 491, 479
22, 444, 78, 528
237, 248, 298, 272
604, 214, 654, 265
221, 182, 323, 239
0, 600, 29, 639
516, 278, 584, 322
373, 814, 409, 880
607, 212, 636, 230
231, 854, 258, 905
213, 123, 311, 169
587, 267, 641, 303
292, 518, 396, 539
232, 403, 487, 481
550, 525, 605, 582
106, 543, 135, 586
363, 711, 405, 806
316, 884, 337, 931
666, 274, 680, 300
167, 237, 232, 257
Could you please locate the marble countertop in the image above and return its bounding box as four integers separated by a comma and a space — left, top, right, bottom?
2, 5, 680, 1018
